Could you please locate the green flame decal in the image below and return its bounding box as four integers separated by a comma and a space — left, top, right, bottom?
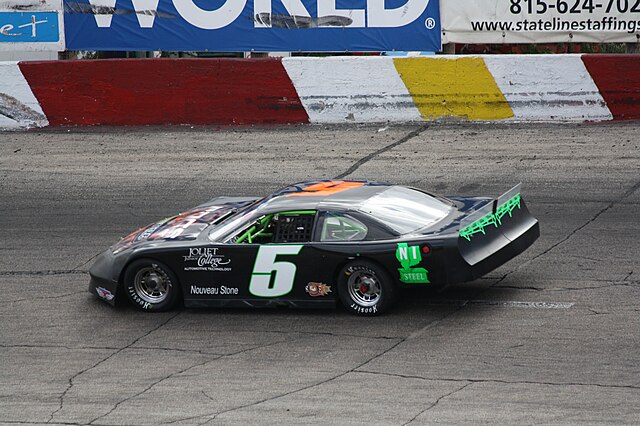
459, 193, 521, 241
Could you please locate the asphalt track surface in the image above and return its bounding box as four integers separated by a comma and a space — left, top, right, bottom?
1, 123, 639, 425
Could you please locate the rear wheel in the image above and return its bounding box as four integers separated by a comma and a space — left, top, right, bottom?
337, 260, 397, 316
124, 259, 180, 312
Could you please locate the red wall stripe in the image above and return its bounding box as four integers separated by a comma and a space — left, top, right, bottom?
19, 58, 309, 126
582, 55, 640, 121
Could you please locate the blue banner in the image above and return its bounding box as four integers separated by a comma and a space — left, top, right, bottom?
64, 0, 441, 52
0, 12, 60, 43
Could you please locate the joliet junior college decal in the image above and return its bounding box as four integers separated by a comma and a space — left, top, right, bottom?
183, 248, 231, 272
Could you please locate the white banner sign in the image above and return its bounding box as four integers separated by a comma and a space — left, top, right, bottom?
442, 0, 640, 43
0, 0, 64, 51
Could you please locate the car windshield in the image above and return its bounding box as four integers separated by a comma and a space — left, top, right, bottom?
207, 198, 264, 242
358, 187, 453, 234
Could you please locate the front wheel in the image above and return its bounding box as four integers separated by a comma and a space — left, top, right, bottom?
337, 261, 398, 316
124, 259, 180, 312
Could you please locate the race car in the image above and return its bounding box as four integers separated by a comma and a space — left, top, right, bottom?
89, 180, 539, 316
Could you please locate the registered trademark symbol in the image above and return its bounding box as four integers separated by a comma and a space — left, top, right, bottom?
425, 17, 436, 29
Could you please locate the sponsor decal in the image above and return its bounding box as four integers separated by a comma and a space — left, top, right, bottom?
135, 221, 166, 241
96, 286, 114, 301
305, 282, 332, 297
183, 247, 232, 272
190, 285, 239, 295
396, 243, 430, 284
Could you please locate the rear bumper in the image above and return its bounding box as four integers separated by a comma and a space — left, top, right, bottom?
453, 219, 539, 283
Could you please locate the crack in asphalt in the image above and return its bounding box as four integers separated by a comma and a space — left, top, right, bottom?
201, 390, 216, 403
586, 307, 610, 315
493, 285, 545, 291
356, 370, 640, 391
1, 247, 103, 278
402, 382, 473, 425
4, 422, 86, 425
622, 271, 634, 281
73, 252, 102, 271
0, 344, 123, 351
334, 125, 429, 179
406, 302, 471, 340
552, 282, 639, 292
513, 179, 640, 275
494, 281, 639, 293
87, 357, 221, 425
89, 335, 303, 425
0, 332, 403, 359
6, 291, 85, 304
0, 270, 87, 276
258, 329, 402, 340
47, 312, 181, 424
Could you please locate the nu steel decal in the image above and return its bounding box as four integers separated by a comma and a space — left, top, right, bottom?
459, 193, 521, 241
396, 243, 430, 284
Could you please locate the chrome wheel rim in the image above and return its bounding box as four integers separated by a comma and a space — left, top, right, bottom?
347, 270, 381, 307
133, 265, 171, 304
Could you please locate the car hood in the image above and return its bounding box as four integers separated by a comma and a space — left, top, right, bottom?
111, 197, 258, 254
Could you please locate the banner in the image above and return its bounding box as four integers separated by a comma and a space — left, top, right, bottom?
442, 0, 640, 43
64, 0, 441, 52
0, 1, 64, 51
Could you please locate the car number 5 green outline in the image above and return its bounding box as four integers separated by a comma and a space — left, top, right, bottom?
249, 245, 304, 298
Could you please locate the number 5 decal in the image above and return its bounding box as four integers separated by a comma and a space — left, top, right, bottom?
249, 245, 303, 297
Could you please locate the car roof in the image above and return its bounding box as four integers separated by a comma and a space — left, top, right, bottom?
257, 180, 392, 214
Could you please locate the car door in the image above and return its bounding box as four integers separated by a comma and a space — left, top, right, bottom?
180, 210, 334, 308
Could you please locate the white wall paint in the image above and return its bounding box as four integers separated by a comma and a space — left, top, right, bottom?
0, 62, 48, 129
483, 55, 612, 122
283, 57, 422, 123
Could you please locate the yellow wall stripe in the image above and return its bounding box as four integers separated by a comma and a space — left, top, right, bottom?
393, 57, 514, 121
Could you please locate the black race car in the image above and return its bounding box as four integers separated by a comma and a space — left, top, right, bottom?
89, 180, 539, 316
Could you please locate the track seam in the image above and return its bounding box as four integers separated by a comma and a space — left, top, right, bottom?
356, 370, 640, 390
334, 125, 429, 179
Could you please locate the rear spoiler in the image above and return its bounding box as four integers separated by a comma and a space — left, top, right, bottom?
451, 183, 539, 280
459, 183, 522, 242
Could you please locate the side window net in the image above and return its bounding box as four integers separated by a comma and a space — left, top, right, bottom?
232, 212, 316, 244
273, 214, 315, 243
321, 213, 368, 242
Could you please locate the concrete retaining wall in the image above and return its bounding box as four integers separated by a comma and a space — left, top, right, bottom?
1, 55, 639, 129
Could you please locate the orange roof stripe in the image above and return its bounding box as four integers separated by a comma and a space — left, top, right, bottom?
289, 181, 365, 197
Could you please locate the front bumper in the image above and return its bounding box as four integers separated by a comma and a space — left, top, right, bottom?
88, 250, 124, 306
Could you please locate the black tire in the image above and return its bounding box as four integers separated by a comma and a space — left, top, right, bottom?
337, 260, 398, 316
123, 259, 180, 312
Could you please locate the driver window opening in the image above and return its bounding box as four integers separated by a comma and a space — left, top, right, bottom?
320, 213, 368, 242
233, 211, 316, 244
